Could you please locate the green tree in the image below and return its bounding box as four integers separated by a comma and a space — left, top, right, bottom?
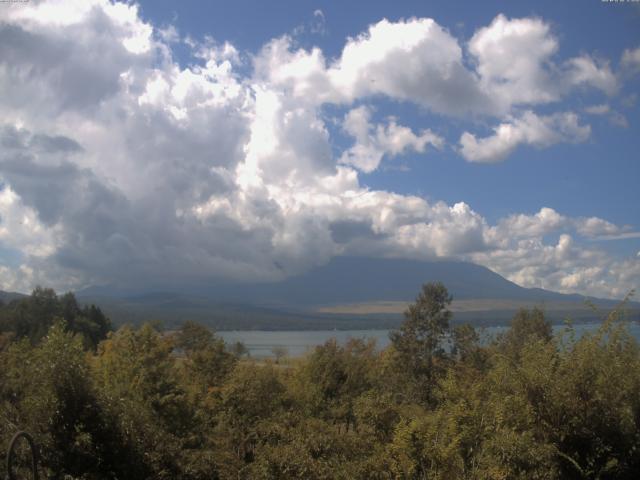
216, 363, 287, 476
0, 288, 111, 348
0, 321, 131, 479
296, 338, 377, 431
12, 287, 59, 343
498, 307, 552, 358
175, 320, 237, 395
389, 282, 452, 405
230, 340, 249, 358
92, 324, 194, 479
451, 323, 488, 371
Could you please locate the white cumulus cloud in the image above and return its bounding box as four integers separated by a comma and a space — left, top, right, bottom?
0, 2, 637, 299
459, 111, 591, 163
339, 106, 444, 173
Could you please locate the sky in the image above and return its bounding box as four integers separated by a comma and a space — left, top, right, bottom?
0, 0, 639, 298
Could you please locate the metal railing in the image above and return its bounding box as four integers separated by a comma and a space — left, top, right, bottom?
5, 431, 38, 480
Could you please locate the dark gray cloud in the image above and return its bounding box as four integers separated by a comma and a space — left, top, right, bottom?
329, 219, 378, 244
1, 124, 82, 154
0, 9, 147, 115
0, 2, 636, 298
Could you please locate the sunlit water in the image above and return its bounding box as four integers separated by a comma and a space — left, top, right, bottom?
218, 322, 640, 358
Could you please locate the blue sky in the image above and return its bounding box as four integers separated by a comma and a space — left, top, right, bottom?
136, 0, 639, 58
0, 0, 639, 297
136, 0, 639, 223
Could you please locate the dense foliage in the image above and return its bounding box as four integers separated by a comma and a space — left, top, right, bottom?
1, 285, 640, 479
0, 287, 111, 349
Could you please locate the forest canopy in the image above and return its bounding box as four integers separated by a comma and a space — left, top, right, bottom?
1, 284, 639, 479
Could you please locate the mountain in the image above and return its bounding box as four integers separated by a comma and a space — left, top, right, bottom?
75, 257, 638, 330
0, 290, 27, 303
210, 257, 591, 305
80, 257, 592, 305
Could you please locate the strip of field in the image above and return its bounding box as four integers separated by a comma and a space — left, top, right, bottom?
316, 299, 608, 315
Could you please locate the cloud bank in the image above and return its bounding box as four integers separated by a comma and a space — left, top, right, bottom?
0, 1, 638, 298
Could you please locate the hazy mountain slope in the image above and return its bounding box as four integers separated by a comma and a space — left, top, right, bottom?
87, 257, 611, 306
0, 290, 27, 303
227, 257, 586, 305
73, 257, 638, 330
225, 258, 525, 305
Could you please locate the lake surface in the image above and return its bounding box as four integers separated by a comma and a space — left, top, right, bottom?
219, 322, 640, 358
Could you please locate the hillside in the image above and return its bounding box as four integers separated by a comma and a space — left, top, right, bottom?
79, 257, 602, 305
75, 257, 639, 330
0, 290, 26, 303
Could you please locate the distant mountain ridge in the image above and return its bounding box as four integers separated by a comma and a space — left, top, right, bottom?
0, 290, 27, 303
77, 257, 615, 306
68, 257, 640, 330
2, 257, 633, 330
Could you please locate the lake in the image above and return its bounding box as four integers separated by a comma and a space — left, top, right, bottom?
218, 322, 640, 358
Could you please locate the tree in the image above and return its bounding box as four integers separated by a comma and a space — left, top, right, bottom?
389, 282, 452, 405
272, 345, 288, 364
92, 324, 191, 478
295, 338, 378, 431
499, 307, 552, 357
230, 340, 249, 358
77, 303, 112, 349
0, 288, 111, 348
175, 320, 215, 352
175, 321, 237, 391
0, 321, 130, 479
216, 363, 287, 475
451, 323, 488, 370
12, 287, 59, 343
